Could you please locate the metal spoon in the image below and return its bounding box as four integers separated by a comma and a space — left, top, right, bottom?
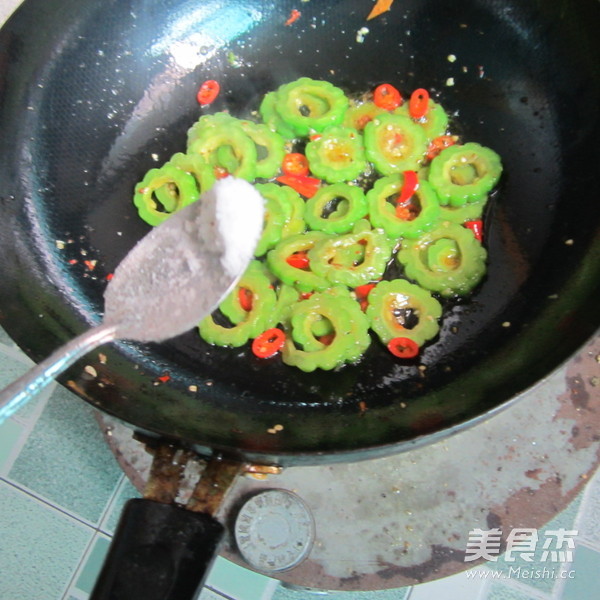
0, 177, 264, 423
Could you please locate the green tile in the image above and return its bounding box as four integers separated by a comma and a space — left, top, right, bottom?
561, 544, 600, 600
272, 582, 410, 600
206, 556, 276, 600
101, 475, 141, 535
8, 384, 123, 524
0, 325, 17, 347
200, 589, 236, 600
487, 580, 547, 600
75, 534, 112, 594
0, 418, 25, 474
0, 346, 49, 422
0, 480, 93, 600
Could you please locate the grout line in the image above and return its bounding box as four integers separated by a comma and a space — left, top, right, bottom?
0, 475, 102, 530
60, 531, 98, 600
202, 585, 237, 600
95, 472, 127, 535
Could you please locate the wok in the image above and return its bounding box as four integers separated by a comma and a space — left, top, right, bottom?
0, 0, 599, 596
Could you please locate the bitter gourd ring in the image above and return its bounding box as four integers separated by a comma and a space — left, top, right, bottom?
282, 287, 371, 372
133, 162, 199, 226
304, 183, 368, 234
428, 142, 502, 206
199, 261, 277, 347
266, 232, 331, 293
397, 221, 488, 297
367, 174, 441, 239
308, 223, 393, 288
305, 126, 367, 183
363, 112, 428, 175
271, 77, 349, 137
188, 124, 258, 181
366, 279, 443, 345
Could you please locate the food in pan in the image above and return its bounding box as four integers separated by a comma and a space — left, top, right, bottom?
132, 77, 502, 372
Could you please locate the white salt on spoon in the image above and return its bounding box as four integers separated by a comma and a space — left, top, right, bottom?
0, 177, 265, 422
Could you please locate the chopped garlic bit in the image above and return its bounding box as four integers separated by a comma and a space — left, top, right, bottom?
356, 27, 369, 43
188, 384, 198, 392
447, 54, 457, 62
84, 365, 97, 377
446, 77, 455, 86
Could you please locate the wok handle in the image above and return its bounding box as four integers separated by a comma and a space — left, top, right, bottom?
91, 499, 224, 600
0, 323, 116, 423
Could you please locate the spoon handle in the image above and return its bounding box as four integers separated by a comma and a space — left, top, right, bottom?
0, 323, 117, 424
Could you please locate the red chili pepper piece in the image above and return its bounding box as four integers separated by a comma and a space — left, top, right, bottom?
373, 83, 403, 110
464, 219, 484, 242
355, 282, 377, 311
282, 153, 310, 177
409, 88, 430, 119
286, 251, 310, 269
252, 328, 286, 358
197, 79, 220, 106
317, 333, 336, 346
157, 373, 171, 383
238, 288, 253, 312
387, 337, 420, 359
427, 135, 456, 160
285, 9, 301, 26
395, 170, 419, 219
276, 174, 321, 198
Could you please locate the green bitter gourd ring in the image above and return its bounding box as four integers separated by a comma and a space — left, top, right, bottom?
304, 183, 368, 234
428, 142, 502, 206
366, 279, 443, 345
363, 112, 428, 175
282, 287, 371, 372
397, 221, 487, 297
272, 77, 349, 137
366, 173, 441, 239
199, 261, 277, 347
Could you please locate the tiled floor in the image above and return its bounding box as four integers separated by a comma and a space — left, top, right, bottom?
1, 326, 600, 600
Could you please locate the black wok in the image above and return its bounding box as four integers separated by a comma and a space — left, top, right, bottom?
0, 0, 599, 595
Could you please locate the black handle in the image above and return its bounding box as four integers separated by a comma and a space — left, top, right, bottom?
90, 498, 224, 600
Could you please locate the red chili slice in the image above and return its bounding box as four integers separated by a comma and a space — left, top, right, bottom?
395, 170, 419, 219
355, 282, 377, 311
373, 83, 403, 110
387, 337, 420, 359
286, 251, 310, 269
282, 153, 310, 177
197, 79, 220, 105
285, 9, 301, 26
464, 219, 484, 242
276, 174, 321, 198
408, 88, 430, 119
317, 333, 336, 346
252, 328, 286, 358
238, 288, 253, 312
427, 135, 456, 160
